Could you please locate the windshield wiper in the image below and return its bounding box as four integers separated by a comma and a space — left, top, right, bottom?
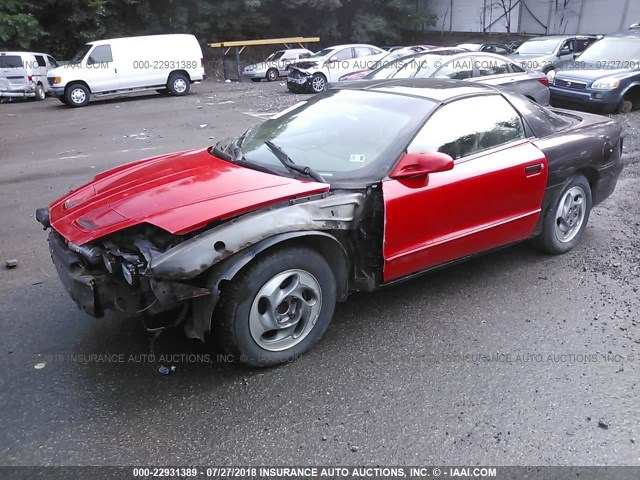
264, 141, 326, 183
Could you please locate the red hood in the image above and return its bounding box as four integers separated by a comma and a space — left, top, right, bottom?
50, 148, 329, 245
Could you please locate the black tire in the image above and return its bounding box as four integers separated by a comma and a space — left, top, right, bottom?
214, 246, 337, 367
266, 68, 278, 81
531, 175, 592, 254
64, 83, 90, 107
167, 73, 190, 96
34, 84, 46, 101
250, 78, 261, 83
310, 73, 327, 93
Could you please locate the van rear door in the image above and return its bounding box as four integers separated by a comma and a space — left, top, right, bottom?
0, 54, 33, 97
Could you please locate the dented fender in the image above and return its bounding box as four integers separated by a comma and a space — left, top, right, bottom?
146, 191, 365, 280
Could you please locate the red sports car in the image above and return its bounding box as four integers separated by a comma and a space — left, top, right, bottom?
37, 79, 624, 366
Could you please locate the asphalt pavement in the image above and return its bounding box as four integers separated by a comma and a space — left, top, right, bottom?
0, 80, 638, 467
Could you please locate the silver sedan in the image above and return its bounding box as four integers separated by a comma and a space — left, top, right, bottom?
363, 51, 550, 105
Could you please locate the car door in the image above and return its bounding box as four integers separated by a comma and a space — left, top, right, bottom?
85, 44, 119, 92
33, 54, 48, 86
382, 94, 548, 282
324, 48, 354, 81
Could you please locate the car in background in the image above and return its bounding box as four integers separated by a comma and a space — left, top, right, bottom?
287, 44, 386, 92
36, 79, 623, 366
457, 42, 514, 54
242, 48, 313, 82
361, 51, 550, 105
48, 34, 205, 107
0, 51, 59, 101
629, 23, 639, 29
509, 35, 598, 74
506, 40, 524, 51
337, 46, 465, 82
549, 30, 640, 113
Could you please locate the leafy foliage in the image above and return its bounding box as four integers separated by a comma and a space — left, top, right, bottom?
0, 0, 436, 58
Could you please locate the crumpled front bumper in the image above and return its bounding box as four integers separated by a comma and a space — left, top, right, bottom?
48, 230, 107, 317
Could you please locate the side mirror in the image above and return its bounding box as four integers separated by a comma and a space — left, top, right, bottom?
390, 151, 454, 179
87, 56, 96, 65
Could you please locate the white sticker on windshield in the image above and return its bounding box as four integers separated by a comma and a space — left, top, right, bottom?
350, 154, 366, 163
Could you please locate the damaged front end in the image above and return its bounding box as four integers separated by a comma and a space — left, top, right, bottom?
37, 189, 382, 341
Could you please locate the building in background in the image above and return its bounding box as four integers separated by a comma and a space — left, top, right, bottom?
418, 0, 640, 35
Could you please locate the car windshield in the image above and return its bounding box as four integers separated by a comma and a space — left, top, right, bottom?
577, 37, 640, 63
234, 89, 435, 182
69, 44, 92, 64
516, 38, 561, 55
366, 54, 441, 80
0, 55, 23, 68
369, 50, 411, 70
266, 51, 285, 61
309, 48, 336, 59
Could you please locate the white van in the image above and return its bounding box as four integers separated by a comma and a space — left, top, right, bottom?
1, 51, 59, 100
47, 34, 205, 107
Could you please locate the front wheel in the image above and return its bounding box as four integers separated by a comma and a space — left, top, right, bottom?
531, 175, 592, 254
214, 247, 337, 367
310, 73, 327, 93
65, 84, 90, 107
167, 73, 190, 96
266, 68, 278, 81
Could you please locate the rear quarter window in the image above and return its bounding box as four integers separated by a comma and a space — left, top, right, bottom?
0, 55, 23, 68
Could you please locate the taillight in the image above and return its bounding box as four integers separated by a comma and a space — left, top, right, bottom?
538, 77, 549, 87
28, 75, 33, 83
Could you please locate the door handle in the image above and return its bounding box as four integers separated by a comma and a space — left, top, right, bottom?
525, 163, 543, 174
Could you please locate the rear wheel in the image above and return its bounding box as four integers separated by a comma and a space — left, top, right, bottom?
214, 247, 337, 367
65, 84, 90, 107
34, 84, 46, 101
531, 175, 592, 254
167, 73, 190, 96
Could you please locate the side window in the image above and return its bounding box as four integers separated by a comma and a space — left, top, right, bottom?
494, 46, 510, 54
35, 55, 46, 67
480, 45, 495, 53
476, 56, 510, 76
430, 57, 473, 80
575, 38, 593, 52
509, 62, 525, 73
331, 48, 353, 62
88, 45, 113, 64
354, 47, 372, 58
368, 48, 381, 56
299, 52, 311, 59
559, 40, 574, 54
408, 95, 525, 160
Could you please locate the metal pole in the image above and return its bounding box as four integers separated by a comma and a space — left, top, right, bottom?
235, 47, 241, 82
620, 0, 631, 31
221, 46, 227, 81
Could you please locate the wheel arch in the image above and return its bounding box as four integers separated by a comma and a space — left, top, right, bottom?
169, 69, 191, 82
65, 80, 91, 94
187, 231, 349, 341
621, 83, 640, 107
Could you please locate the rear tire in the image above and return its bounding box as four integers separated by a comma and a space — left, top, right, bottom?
214, 247, 337, 367
34, 84, 46, 101
531, 175, 592, 254
167, 73, 190, 96
65, 84, 90, 107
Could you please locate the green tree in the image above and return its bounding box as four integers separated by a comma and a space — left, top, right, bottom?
0, 0, 41, 49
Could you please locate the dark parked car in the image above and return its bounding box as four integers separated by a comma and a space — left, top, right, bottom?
37, 79, 623, 366
457, 42, 514, 54
549, 30, 640, 113
509, 35, 599, 74
362, 51, 550, 104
